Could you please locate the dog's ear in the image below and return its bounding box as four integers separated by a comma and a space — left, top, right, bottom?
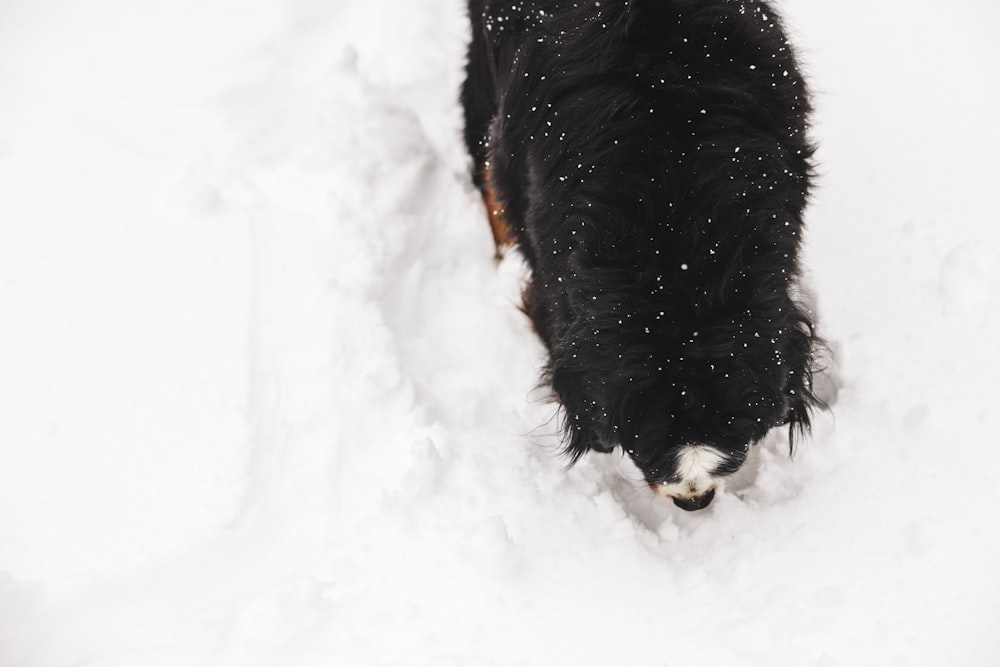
785, 373, 814, 454
551, 358, 667, 462
549, 364, 608, 462
782, 317, 822, 453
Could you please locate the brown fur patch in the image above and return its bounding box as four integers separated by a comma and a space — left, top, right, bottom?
481, 163, 514, 260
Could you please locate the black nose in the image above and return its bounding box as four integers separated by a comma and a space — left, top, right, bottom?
672, 488, 716, 511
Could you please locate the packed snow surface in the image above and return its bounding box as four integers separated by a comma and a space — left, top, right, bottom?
2, 1, 999, 665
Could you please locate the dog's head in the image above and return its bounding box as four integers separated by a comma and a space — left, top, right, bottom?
550, 293, 818, 511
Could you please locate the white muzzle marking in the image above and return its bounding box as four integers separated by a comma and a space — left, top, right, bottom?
652, 444, 727, 500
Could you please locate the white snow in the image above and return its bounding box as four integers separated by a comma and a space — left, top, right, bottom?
2, 0, 1000, 665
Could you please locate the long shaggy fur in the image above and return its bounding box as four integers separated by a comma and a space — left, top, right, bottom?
462, 0, 821, 493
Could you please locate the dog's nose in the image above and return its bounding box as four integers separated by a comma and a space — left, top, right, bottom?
671, 488, 716, 511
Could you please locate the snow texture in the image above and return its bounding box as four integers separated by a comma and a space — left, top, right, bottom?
1, 0, 999, 665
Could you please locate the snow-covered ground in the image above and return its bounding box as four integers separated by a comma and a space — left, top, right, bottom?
2, 0, 999, 664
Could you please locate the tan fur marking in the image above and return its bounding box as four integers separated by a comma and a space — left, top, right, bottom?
481, 163, 514, 260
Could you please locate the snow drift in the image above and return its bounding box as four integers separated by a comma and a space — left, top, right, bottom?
1, 0, 998, 665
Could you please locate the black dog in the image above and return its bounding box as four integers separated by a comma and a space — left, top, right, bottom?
462, 0, 820, 510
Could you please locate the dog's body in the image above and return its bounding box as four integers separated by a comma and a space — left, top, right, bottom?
462, 0, 819, 510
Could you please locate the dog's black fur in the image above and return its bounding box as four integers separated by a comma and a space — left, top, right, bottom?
462, 0, 820, 505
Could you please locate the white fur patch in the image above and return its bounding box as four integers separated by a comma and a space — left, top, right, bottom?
652, 445, 727, 500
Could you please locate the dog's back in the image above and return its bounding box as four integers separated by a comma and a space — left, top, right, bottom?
462, 0, 819, 509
